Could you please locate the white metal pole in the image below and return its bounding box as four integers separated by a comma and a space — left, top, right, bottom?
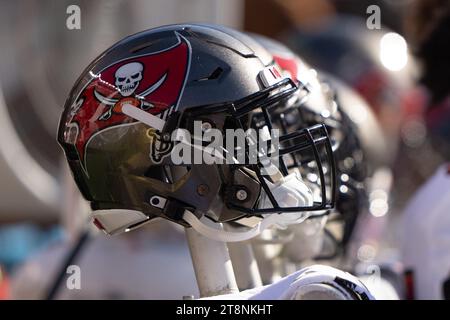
252, 242, 284, 284
172, 166, 238, 298
185, 226, 239, 298
227, 241, 262, 290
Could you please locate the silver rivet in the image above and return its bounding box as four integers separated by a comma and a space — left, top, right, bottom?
149, 196, 167, 209
201, 122, 212, 131
162, 133, 171, 141
236, 189, 248, 201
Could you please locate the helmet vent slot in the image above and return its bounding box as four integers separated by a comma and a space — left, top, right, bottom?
193, 67, 224, 82
129, 40, 161, 53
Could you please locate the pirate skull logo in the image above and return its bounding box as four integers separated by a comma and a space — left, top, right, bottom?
115, 62, 143, 96
94, 63, 168, 121
65, 31, 191, 173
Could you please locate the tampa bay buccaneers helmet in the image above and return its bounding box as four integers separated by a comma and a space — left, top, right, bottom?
58, 24, 336, 237
252, 34, 370, 253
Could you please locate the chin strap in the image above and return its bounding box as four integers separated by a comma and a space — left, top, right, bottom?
183, 210, 277, 242
182, 171, 315, 242
183, 210, 311, 242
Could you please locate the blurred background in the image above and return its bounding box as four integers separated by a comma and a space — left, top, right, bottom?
0, 0, 448, 299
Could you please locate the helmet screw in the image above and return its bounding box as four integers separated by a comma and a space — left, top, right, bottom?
201, 121, 212, 132
197, 184, 209, 196
162, 133, 171, 141
235, 189, 248, 201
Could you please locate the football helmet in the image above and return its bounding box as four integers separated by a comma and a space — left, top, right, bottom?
251, 34, 370, 253
58, 24, 336, 238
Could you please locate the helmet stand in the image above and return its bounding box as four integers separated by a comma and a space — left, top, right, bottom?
185, 226, 239, 298
226, 224, 262, 290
